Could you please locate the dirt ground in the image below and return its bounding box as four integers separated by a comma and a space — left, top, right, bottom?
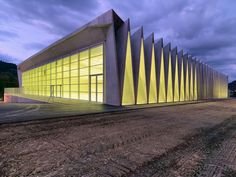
0, 99, 236, 177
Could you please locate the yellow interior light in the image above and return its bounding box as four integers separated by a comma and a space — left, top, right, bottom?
148, 43, 157, 103
137, 39, 147, 104
122, 32, 135, 105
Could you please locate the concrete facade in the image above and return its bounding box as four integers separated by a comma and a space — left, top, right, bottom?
11, 9, 228, 106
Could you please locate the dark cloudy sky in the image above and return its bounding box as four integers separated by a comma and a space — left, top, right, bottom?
0, 0, 235, 81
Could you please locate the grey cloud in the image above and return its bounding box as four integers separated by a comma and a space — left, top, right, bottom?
0, 30, 18, 41
1, 0, 100, 35
214, 17, 236, 35
24, 42, 46, 51
0, 0, 235, 81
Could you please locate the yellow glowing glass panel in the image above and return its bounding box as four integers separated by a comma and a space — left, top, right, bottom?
185, 61, 189, 101
180, 59, 185, 101
189, 63, 194, 100
71, 69, 78, 77
63, 64, 70, 71
137, 39, 147, 104
80, 76, 89, 84
90, 45, 103, 57
80, 84, 89, 92
80, 50, 89, 60
57, 59, 62, 66
63, 57, 70, 64
21, 44, 103, 102
80, 59, 89, 68
71, 92, 78, 99
194, 66, 197, 100
91, 56, 103, 66
71, 85, 78, 92
167, 53, 173, 102
97, 93, 103, 102
122, 32, 135, 105
80, 92, 89, 100
80, 68, 88, 76
148, 43, 157, 103
71, 77, 78, 84
174, 55, 179, 102
98, 84, 103, 92
158, 48, 166, 103
71, 62, 78, 70
71, 54, 78, 63
90, 65, 103, 75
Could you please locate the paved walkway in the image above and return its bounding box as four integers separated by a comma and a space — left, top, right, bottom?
0, 102, 119, 124
0, 99, 226, 124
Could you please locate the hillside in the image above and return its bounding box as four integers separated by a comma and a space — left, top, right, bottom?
228, 80, 236, 91
0, 61, 19, 99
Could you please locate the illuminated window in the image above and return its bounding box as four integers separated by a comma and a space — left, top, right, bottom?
174, 55, 179, 102
190, 62, 194, 101
180, 59, 185, 101
167, 53, 173, 102
158, 48, 166, 103
148, 44, 157, 103
22, 44, 104, 103
194, 65, 197, 100
136, 39, 147, 104
122, 32, 135, 105
185, 60, 189, 101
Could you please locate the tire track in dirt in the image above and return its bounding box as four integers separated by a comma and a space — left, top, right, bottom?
122, 116, 236, 177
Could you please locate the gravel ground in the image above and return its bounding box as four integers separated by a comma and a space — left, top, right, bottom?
0, 99, 236, 177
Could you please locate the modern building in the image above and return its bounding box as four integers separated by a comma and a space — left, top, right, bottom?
5, 10, 228, 106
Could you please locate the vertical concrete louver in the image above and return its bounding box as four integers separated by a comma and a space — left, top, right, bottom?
193, 58, 198, 100
144, 33, 157, 103
155, 39, 166, 103
116, 19, 135, 105
178, 50, 185, 101
17, 10, 228, 106
183, 54, 190, 101
131, 27, 148, 104
196, 60, 200, 100
164, 43, 173, 102
171, 47, 179, 102
189, 56, 194, 101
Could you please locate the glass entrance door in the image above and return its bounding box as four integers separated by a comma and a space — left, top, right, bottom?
56, 85, 62, 98
50, 85, 62, 98
90, 74, 103, 102
50, 85, 55, 97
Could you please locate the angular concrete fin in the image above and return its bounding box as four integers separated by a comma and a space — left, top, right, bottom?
116, 19, 135, 105
199, 62, 204, 100
144, 33, 157, 103
193, 59, 198, 100
155, 38, 166, 103
183, 53, 189, 101
89, 9, 121, 27
111, 10, 125, 30
211, 67, 214, 99
203, 63, 207, 99
178, 50, 185, 101
164, 43, 173, 102
213, 69, 216, 98
131, 27, 147, 104
171, 47, 179, 102
189, 56, 194, 101
196, 60, 201, 100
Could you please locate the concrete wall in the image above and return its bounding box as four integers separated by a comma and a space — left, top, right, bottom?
4, 94, 45, 103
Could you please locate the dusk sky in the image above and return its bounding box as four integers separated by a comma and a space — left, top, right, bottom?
0, 0, 235, 81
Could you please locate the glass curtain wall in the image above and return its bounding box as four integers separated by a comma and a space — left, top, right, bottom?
22, 44, 103, 102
